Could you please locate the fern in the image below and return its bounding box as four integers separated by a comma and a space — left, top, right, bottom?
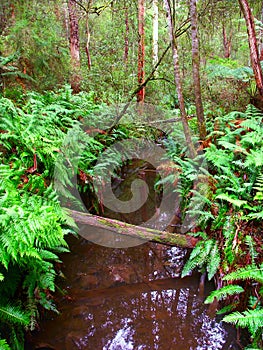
216, 193, 247, 207
0, 339, 11, 350
223, 265, 263, 284
245, 236, 258, 264
223, 309, 263, 337
182, 239, 220, 280
0, 304, 30, 326
205, 285, 244, 304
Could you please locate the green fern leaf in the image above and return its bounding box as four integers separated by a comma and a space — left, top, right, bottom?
223, 265, 263, 284
216, 193, 247, 207
205, 285, 244, 304
0, 304, 30, 326
223, 309, 263, 335
207, 243, 221, 280
0, 339, 11, 350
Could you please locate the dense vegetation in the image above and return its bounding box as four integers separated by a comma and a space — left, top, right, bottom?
0, 0, 263, 349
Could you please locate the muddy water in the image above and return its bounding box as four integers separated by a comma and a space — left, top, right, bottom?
27, 159, 238, 349
26, 238, 238, 350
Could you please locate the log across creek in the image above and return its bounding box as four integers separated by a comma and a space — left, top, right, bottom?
68, 209, 199, 249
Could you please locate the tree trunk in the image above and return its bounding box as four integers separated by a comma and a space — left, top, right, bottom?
222, 25, 232, 59
163, 0, 196, 158
152, 0, 159, 66
190, 0, 206, 141
137, 0, 146, 103
259, 1, 263, 61
85, 17, 92, 70
68, 209, 199, 248
68, 0, 81, 93
84, 0, 92, 70
124, 6, 129, 63
238, 0, 263, 96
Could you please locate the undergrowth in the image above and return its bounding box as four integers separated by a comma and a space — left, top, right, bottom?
161, 104, 263, 349
0, 86, 100, 349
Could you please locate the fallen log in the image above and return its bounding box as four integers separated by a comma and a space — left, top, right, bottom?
67, 209, 199, 249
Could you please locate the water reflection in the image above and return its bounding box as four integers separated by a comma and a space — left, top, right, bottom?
27, 240, 237, 350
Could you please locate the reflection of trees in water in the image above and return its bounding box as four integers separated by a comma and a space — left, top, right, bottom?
30, 240, 235, 350
100, 288, 228, 350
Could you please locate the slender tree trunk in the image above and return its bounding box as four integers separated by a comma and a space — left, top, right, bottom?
259, 1, 263, 61
238, 0, 263, 96
152, 0, 159, 66
190, 0, 206, 140
222, 24, 232, 59
163, 0, 196, 158
124, 6, 129, 63
137, 0, 146, 103
85, 16, 92, 70
68, 0, 81, 93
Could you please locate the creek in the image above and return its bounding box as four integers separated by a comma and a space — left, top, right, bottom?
26, 159, 239, 350
26, 239, 239, 350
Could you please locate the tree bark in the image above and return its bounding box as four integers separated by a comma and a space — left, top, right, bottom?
137, 0, 146, 103
124, 6, 129, 63
68, 0, 81, 93
238, 0, 263, 96
259, 1, 263, 61
222, 25, 232, 59
163, 0, 196, 158
68, 209, 199, 248
152, 0, 159, 66
85, 1, 92, 70
190, 0, 206, 140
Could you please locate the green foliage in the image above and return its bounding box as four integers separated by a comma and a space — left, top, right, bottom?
206, 63, 253, 82
182, 239, 220, 280
223, 309, 263, 338
205, 285, 244, 304
1, 1, 70, 90
0, 87, 100, 349
0, 339, 11, 350
223, 265, 263, 285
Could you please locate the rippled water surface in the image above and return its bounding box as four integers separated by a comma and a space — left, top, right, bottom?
27, 238, 238, 350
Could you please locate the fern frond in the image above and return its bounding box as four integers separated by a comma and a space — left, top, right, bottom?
205, 285, 244, 304
216, 193, 247, 207
0, 339, 11, 350
223, 265, 263, 284
0, 304, 30, 326
223, 309, 263, 335
245, 236, 258, 264
207, 243, 221, 280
